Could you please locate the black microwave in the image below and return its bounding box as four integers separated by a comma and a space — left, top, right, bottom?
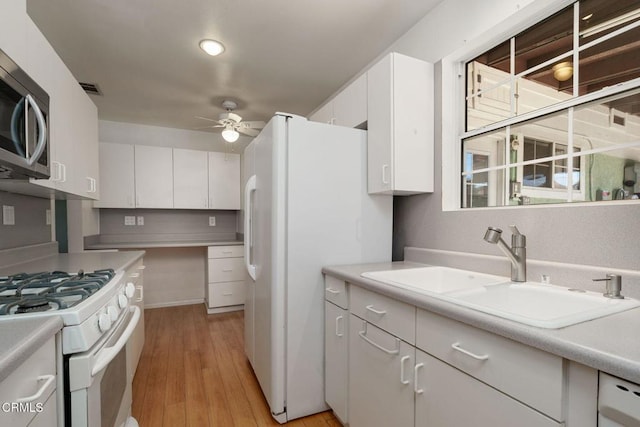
0, 48, 49, 179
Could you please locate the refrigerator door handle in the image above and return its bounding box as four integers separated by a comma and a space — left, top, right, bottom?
244, 175, 257, 281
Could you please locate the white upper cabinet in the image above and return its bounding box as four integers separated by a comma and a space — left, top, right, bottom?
173, 148, 208, 209
310, 73, 367, 128
20, 13, 100, 199
134, 145, 173, 208
208, 152, 240, 210
94, 143, 135, 208
333, 73, 367, 128
367, 52, 434, 195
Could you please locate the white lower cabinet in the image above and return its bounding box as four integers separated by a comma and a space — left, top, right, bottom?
415, 349, 561, 427
323, 275, 599, 427
206, 245, 244, 313
348, 315, 414, 427
324, 301, 348, 424
126, 259, 145, 381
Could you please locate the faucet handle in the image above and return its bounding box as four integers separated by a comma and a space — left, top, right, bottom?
509, 225, 526, 247
593, 274, 624, 299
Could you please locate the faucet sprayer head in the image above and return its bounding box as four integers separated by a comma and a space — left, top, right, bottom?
483, 227, 503, 244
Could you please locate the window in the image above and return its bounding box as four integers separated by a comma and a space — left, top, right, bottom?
459, 0, 640, 208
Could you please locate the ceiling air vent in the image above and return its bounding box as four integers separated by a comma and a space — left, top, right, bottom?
79, 82, 103, 96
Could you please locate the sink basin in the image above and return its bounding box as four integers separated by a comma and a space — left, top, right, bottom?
361, 266, 640, 329
361, 267, 509, 294
450, 282, 640, 329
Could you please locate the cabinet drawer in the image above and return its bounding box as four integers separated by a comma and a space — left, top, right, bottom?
208, 258, 245, 283
0, 336, 57, 426
324, 275, 348, 309
416, 309, 564, 420
208, 245, 243, 258
350, 285, 415, 344
207, 281, 245, 307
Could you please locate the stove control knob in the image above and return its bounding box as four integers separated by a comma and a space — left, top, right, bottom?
107, 305, 119, 321
98, 312, 112, 332
125, 282, 135, 298
118, 294, 128, 309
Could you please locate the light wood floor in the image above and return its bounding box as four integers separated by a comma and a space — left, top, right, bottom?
132, 304, 341, 427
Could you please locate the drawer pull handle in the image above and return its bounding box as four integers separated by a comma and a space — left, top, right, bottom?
222, 250, 233, 254
335, 315, 344, 337
451, 342, 489, 361
365, 305, 387, 316
358, 322, 399, 355
129, 273, 140, 278
222, 268, 234, 272
136, 285, 144, 302
325, 287, 340, 295
400, 355, 411, 385
414, 363, 424, 394
223, 292, 234, 296
16, 375, 55, 403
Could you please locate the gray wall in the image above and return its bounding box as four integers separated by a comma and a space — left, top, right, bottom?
393, 64, 640, 271
99, 209, 238, 240
0, 191, 51, 251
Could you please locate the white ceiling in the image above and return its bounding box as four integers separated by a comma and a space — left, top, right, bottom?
26, 0, 442, 137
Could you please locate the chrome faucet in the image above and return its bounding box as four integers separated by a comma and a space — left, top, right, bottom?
483, 226, 527, 282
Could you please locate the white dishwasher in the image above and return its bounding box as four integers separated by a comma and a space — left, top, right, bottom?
598, 372, 640, 427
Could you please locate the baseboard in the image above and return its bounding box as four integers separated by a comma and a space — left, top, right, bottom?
145, 299, 204, 309
206, 304, 244, 314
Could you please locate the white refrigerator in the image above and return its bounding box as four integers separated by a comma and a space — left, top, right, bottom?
243, 113, 392, 423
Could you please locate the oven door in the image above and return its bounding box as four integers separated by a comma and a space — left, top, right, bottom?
68, 305, 140, 427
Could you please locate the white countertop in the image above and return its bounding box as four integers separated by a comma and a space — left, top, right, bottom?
323, 261, 640, 384
85, 239, 243, 250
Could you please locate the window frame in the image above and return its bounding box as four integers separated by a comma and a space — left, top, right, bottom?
441, 0, 640, 211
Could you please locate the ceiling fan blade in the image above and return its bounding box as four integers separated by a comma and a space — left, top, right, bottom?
195, 115, 221, 123
194, 125, 224, 130
238, 127, 261, 137
239, 121, 266, 129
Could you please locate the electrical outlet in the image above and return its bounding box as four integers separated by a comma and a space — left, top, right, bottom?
2, 205, 15, 225
137, 216, 144, 226
124, 216, 136, 226
209, 216, 216, 226
46, 209, 52, 225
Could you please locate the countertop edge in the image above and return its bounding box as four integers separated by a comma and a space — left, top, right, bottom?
85, 240, 243, 250
0, 316, 63, 383
322, 262, 640, 384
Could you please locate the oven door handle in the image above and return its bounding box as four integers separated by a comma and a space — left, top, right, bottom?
91, 305, 140, 377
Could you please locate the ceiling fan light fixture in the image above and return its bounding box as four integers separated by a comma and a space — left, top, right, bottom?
552, 61, 573, 82
222, 125, 240, 143
199, 39, 225, 56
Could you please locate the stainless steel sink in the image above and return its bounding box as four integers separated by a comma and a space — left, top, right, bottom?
361, 266, 640, 328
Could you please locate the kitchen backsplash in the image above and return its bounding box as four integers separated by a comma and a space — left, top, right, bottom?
97, 209, 238, 241
0, 191, 51, 251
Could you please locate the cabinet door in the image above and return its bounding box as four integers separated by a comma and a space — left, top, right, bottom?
415, 349, 562, 427
173, 148, 208, 209
333, 73, 367, 128
348, 315, 414, 427
208, 152, 240, 209
367, 54, 393, 194
94, 143, 135, 208
309, 101, 334, 124
325, 301, 348, 424
135, 145, 173, 208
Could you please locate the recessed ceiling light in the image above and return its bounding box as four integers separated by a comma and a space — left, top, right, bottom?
199, 39, 225, 56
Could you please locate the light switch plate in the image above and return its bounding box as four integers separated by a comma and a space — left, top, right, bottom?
2, 205, 15, 225
124, 216, 136, 226
209, 216, 216, 226
137, 216, 144, 226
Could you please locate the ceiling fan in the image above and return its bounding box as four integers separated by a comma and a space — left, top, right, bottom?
196, 100, 266, 142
